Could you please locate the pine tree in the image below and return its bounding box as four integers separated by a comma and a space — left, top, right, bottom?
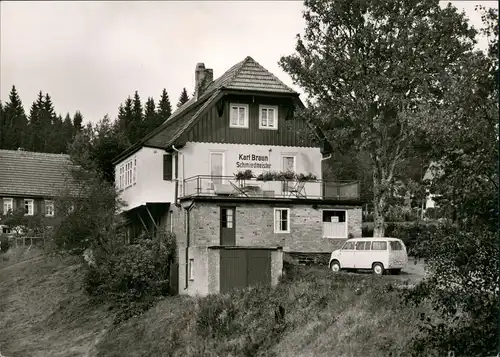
157, 88, 172, 122
62, 113, 74, 152
73, 110, 83, 132
143, 97, 157, 136
2, 85, 28, 150
27, 91, 45, 152
50, 114, 64, 153
177, 87, 190, 108
0, 101, 4, 149
40, 93, 57, 152
130, 91, 144, 143
116, 97, 134, 144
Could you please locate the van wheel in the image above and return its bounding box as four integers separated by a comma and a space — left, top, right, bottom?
330, 260, 341, 273
372, 263, 384, 276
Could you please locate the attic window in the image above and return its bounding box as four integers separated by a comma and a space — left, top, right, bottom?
229, 104, 248, 128
259, 105, 278, 130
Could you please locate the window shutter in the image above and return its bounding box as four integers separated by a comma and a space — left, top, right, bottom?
174, 154, 179, 179
163, 154, 173, 181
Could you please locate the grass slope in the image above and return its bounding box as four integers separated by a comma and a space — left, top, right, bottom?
0, 248, 113, 357
96, 264, 427, 357
0, 251, 427, 357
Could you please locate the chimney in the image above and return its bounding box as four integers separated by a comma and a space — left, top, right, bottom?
194, 63, 214, 100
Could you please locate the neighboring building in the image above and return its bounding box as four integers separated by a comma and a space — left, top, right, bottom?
112, 56, 364, 296
0, 149, 77, 231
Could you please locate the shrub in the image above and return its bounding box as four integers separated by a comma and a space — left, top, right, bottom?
0, 234, 10, 252
84, 231, 177, 323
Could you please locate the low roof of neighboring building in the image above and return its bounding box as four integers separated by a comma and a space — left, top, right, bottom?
112, 56, 303, 164
0, 149, 78, 198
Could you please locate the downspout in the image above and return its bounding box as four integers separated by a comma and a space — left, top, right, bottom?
172, 145, 183, 204
184, 201, 195, 290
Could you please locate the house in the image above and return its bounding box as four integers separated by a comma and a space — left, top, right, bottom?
0, 149, 77, 232
112, 56, 364, 296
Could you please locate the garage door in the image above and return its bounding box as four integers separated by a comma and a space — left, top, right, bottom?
220, 249, 271, 293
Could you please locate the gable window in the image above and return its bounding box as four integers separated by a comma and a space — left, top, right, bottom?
229, 104, 249, 128
3, 198, 13, 215
24, 199, 34, 216
45, 200, 55, 217
118, 157, 137, 189
259, 105, 278, 130
274, 208, 290, 233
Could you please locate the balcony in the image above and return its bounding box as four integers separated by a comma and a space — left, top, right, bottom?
182, 175, 360, 200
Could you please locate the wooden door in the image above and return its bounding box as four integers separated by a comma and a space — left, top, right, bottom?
220, 207, 235, 246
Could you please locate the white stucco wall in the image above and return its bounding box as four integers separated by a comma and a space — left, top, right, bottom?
115, 147, 176, 211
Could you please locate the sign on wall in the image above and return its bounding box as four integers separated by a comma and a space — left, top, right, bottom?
236, 152, 272, 170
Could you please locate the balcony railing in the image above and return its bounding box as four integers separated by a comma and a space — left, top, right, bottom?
182, 175, 360, 200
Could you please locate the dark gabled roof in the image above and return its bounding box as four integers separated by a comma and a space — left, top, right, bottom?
112, 56, 300, 164
0, 149, 78, 198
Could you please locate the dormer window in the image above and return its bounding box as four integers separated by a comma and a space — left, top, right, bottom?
229, 104, 249, 128
259, 105, 278, 130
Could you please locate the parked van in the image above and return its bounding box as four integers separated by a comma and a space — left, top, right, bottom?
329, 237, 408, 275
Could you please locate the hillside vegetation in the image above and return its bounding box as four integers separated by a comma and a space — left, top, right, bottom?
0, 251, 427, 357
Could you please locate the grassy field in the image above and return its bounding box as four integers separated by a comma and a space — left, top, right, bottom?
0, 249, 428, 357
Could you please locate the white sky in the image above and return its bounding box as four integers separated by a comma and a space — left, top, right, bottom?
0, 1, 497, 124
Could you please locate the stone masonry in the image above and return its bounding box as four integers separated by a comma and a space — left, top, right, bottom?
188, 201, 362, 253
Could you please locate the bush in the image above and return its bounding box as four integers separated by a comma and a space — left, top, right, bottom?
84, 231, 177, 323
0, 234, 10, 252
390, 222, 438, 254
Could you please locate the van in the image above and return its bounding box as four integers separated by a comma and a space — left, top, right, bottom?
329, 237, 408, 275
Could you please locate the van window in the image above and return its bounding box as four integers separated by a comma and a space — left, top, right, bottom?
371, 241, 388, 250
356, 241, 371, 250
390, 241, 403, 251
342, 241, 355, 250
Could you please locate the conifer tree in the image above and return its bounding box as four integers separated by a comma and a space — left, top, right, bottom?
116, 96, 134, 144
130, 91, 144, 142
157, 88, 172, 122
0, 101, 4, 149
143, 97, 158, 135
73, 110, 83, 132
27, 91, 45, 152
62, 113, 74, 151
177, 87, 190, 108
40, 93, 57, 152
2, 85, 28, 150
50, 114, 64, 153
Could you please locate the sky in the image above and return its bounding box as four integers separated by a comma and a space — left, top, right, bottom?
1, 1, 497, 124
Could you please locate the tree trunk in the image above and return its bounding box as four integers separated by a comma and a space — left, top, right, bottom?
373, 194, 386, 237
372, 165, 388, 237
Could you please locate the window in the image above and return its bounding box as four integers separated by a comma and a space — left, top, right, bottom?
118, 157, 137, 189
188, 259, 194, 280
371, 241, 388, 251
390, 241, 403, 251
274, 208, 290, 233
45, 200, 54, 217
3, 198, 13, 215
356, 241, 371, 250
24, 199, 34, 216
259, 105, 278, 130
342, 241, 355, 250
282, 155, 296, 172
221, 208, 234, 228
229, 104, 248, 128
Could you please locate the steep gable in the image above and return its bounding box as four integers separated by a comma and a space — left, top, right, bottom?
113, 56, 305, 163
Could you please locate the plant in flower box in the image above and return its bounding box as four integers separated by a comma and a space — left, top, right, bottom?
276, 170, 296, 181
234, 169, 254, 181
297, 172, 318, 182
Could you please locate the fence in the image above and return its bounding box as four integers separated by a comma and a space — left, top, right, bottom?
13, 236, 47, 248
